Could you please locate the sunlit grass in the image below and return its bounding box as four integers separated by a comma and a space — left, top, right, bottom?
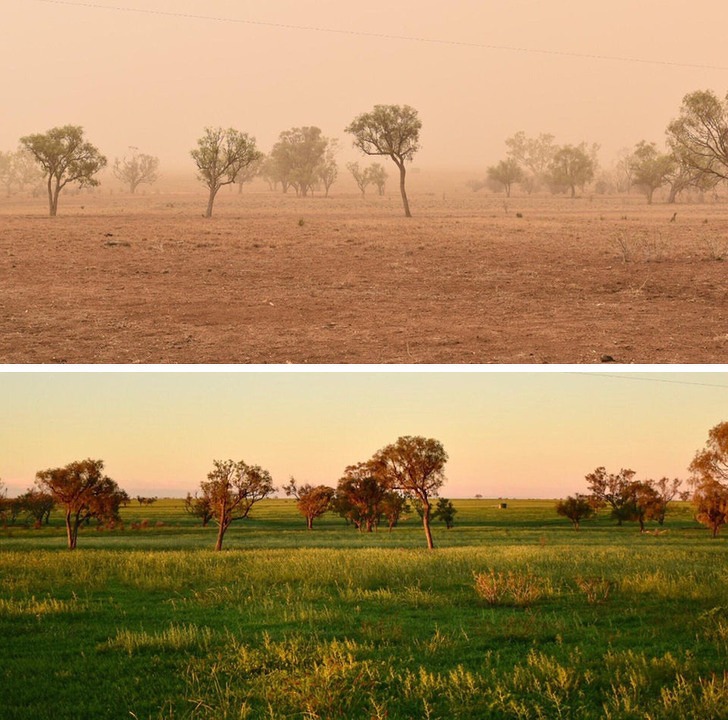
1, 498, 726, 718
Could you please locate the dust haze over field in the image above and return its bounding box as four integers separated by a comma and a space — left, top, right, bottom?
3, 0, 728, 171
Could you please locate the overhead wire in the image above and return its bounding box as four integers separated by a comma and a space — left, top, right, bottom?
31, 0, 728, 72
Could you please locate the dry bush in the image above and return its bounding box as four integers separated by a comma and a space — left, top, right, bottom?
575, 576, 613, 605
473, 570, 545, 607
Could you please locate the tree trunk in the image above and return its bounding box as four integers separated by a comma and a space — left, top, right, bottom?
422, 500, 434, 549
215, 505, 227, 550
647, 188, 654, 205
214, 521, 226, 551
48, 178, 59, 217
65, 510, 77, 550
570, 185, 576, 199
667, 186, 678, 204
205, 186, 219, 218
396, 159, 411, 217
306, 515, 313, 530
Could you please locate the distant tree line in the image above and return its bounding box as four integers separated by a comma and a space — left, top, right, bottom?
467, 89, 728, 203
5, 420, 728, 548
556, 420, 728, 537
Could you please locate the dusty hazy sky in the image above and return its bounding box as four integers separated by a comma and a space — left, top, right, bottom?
2, 370, 726, 498
4, 0, 728, 172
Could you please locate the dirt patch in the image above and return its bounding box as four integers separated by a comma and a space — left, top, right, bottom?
2, 190, 727, 363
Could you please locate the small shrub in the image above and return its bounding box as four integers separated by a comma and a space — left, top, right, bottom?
474, 570, 545, 607
575, 576, 613, 604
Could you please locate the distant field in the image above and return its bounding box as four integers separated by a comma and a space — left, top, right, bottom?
2, 498, 727, 719
2, 189, 728, 363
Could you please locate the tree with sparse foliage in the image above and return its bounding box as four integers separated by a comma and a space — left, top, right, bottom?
20, 125, 107, 216
649, 477, 683, 525
666, 89, 728, 184
372, 436, 447, 549
284, 477, 335, 530
318, 139, 339, 197
556, 494, 596, 530
113, 147, 159, 194
136, 495, 158, 506
199, 459, 275, 550
35, 459, 128, 549
486, 158, 523, 197
191, 127, 262, 217
689, 421, 728, 488
433, 497, 457, 529
346, 104, 421, 217
505, 131, 557, 192
347, 161, 371, 197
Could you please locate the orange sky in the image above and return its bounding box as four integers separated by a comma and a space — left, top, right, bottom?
2, 370, 726, 498
4, 0, 728, 174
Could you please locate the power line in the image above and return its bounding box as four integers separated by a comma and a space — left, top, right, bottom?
569, 372, 728, 390
32, 0, 728, 72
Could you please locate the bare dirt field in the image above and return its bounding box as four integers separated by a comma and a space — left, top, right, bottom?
2, 184, 728, 364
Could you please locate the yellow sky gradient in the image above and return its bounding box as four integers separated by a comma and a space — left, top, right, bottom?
2, 371, 726, 498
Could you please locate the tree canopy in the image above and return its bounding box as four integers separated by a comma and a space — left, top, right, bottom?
35, 458, 128, 549
199, 459, 275, 550
191, 127, 262, 217
20, 125, 106, 216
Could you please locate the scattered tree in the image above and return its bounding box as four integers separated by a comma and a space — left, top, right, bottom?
20, 125, 107, 216
549, 143, 596, 198
136, 495, 158, 506
649, 477, 683, 525
555, 494, 596, 529
198, 459, 275, 550
433, 497, 457, 529
689, 421, 728, 487
372, 436, 448, 549
367, 162, 388, 196
235, 152, 265, 194
629, 141, 674, 204
184, 492, 214, 526
486, 158, 523, 197
693, 480, 728, 537
15, 488, 55, 526
585, 466, 636, 525
268, 126, 329, 197
113, 147, 159, 193
318, 139, 339, 197
284, 477, 335, 529
335, 462, 388, 532
35, 459, 128, 549
346, 104, 421, 217
380, 491, 409, 531
505, 131, 557, 192
347, 161, 371, 197
667, 89, 728, 184
191, 127, 262, 217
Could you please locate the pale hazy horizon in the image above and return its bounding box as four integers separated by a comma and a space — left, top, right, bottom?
4, 0, 728, 177
2, 371, 726, 499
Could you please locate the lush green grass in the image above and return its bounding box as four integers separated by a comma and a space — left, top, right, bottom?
1, 499, 727, 719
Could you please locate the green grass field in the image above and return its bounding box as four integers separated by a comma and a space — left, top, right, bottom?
2, 499, 727, 719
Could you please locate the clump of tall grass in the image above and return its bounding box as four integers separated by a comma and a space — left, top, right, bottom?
574, 576, 613, 605
100, 623, 213, 656
0, 594, 88, 617
473, 569, 548, 607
